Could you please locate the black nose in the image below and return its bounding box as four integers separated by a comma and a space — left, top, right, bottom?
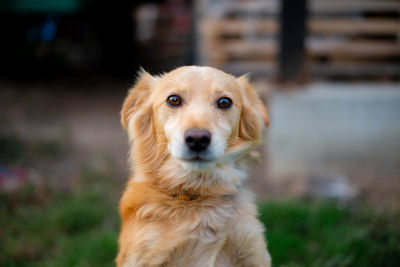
184, 128, 211, 152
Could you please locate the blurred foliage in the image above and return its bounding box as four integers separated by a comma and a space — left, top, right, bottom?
0, 133, 26, 166
0, 170, 120, 267
259, 200, 400, 267
30, 139, 64, 161
0, 132, 64, 166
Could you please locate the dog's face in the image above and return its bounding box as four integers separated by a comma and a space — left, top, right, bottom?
121, 66, 269, 173
153, 67, 243, 170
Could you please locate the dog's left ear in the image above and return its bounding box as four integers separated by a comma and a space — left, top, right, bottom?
237, 75, 269, 142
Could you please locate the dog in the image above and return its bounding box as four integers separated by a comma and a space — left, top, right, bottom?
117, 66, 271, 266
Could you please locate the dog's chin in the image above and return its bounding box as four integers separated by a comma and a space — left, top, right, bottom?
178, 158, 216, 172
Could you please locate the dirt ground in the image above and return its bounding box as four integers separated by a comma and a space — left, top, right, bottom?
1, 80, 399, 209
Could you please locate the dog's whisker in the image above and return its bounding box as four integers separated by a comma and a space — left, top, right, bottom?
217, 142, 256, 164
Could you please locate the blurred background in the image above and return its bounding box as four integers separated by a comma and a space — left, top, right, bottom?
1, 0, 399, 266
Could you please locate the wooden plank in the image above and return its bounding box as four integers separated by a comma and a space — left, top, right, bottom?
309, 62, 400, 77
204, 19, 278, 36
221, 39, 400, 59
221, 61, 276, 76
200, 0, 400, 17
309, 19, 400, 35
223, 40, 277, 59
202, 0, 279, 17
310, 0, 400, 14
203, 18, 400, 37
307, 39, 400, 59
222, 61, 400, 78
221, 61, 400, 78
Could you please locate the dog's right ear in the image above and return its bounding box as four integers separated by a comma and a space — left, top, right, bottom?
121, 70, 156, 129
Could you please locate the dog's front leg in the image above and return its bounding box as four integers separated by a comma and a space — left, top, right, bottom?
227, 216, 271, 267
116, 221, 183, 267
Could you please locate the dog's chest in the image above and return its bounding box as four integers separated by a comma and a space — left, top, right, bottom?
172, 197, 235, 238
130, 196, 238, 266
165, 201, 235, 266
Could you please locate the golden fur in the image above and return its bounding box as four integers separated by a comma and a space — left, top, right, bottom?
117, 66, 271, 266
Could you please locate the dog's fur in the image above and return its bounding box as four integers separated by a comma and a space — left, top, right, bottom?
117, 66, 271, 266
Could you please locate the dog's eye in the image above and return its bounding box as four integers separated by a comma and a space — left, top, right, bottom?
217, 97, 232, 109
167, 95, 182, 107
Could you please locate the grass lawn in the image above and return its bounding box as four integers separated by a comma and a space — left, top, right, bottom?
1, 170, 399, 267
0, 170, 119, 267
259, 201, 400, 267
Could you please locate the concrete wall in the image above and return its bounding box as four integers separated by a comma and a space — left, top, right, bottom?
267, 83, 400, 176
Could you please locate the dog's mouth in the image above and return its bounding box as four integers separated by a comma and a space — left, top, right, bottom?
181, 156, 213, 163
179, 156, 215, 171
177, 154, 217, 170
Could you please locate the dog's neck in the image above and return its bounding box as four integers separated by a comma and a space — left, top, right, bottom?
152, 182, 237, 202
120, 177, 238, 222
133, 158, 247, 198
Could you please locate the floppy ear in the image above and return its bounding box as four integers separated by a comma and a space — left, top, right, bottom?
237, 75, 270, 142
121, 70, 156, 129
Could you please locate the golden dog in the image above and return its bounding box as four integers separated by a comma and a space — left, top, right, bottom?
117, 66, 271, 266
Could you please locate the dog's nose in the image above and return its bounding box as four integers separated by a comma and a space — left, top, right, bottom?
184, 129, 211, 152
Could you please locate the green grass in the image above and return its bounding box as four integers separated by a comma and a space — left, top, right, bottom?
0, 133, 27, 165
0, 131, 64, 166
1, 175, 399, 266
0, 170, 120, 267
259, 200, 400, 267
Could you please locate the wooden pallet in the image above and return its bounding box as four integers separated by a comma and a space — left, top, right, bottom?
306, 0, 400, 80
197, 0, 400, 80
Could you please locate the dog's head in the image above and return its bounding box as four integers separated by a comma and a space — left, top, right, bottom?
121, 66, 268, 184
